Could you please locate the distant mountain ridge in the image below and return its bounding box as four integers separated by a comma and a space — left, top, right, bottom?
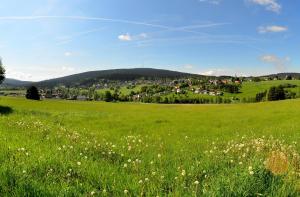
32, 68, 201, 87
2, 78, 32, 87
2, 69, 300, 88
262, 73, 300, 79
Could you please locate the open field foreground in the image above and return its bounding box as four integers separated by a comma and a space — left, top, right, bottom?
0, 97, 299, 196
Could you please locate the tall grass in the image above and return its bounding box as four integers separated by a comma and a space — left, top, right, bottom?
0, 97, 299, 196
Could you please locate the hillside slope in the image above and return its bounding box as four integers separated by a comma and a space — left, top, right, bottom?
1, 78, 32, 87
33, 68, 201, 87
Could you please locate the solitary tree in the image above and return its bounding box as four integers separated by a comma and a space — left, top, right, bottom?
0, 58, 5, 85
26, 86, 40, 100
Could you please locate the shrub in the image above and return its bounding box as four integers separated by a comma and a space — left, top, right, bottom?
0, 58, 5, 85
26, 86, 40, 100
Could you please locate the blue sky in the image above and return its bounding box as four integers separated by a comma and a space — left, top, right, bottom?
0, 0, 299, 81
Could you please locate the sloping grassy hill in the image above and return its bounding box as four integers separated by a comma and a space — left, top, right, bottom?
0, 97, 299, 196
33, 68, 200, 88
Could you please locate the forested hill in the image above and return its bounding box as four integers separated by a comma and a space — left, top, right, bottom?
262, 73, 300, 79
2, 78, 32, 87
32, 68, 201, 87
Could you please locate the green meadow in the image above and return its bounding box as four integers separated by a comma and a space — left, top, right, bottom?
0, 97, 299, 196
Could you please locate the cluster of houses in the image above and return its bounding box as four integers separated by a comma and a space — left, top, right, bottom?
194, 89, 223, 96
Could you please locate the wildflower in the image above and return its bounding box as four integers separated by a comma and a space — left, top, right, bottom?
22, 170, 26, 174
239, 162, 243, 165
158, 154, 161, 158
248, 166, 253, 171
138, 180, 143, 184
249, 171, 254, 175
181, 170, 186, 176
145, 178, 149, 182
194, 180, 199, 185
123, 164, 128, 168
127, 159, 131, 163
91, 191, 95, 195
103, 189, 107, 193
77, 161, 81, 166
124, 189, 128, 194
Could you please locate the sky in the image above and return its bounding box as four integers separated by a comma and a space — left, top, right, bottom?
0, 0, 299, 81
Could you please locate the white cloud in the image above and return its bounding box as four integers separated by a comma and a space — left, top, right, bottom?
258, 25, 288, 33
183, 64, 194, 69
64, 51, 72, 57
199, 0, 222, 5
199, 68, 249, 76
118, 33, 148, 42
61, 66, 75, 72
260, 54, 290, 72
249, 0, 281, 13
200, 69, 226, 76
118, 33, 132, 41
6, 68, 33, 81
5, 65, 79, 81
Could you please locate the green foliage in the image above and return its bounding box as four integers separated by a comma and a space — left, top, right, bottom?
256, 90, 267, 102
104, 91, 113, 102
26, 86, 40, 100
0, 58, 5, 84
267, 86, 285, 101
220, 83, 240, 93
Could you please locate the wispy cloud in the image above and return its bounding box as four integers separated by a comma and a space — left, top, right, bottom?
0, 15, 229, 35
183, 64, 194, 69
64, 52, 72, 57
200, 68, 248, 76
56, 28, 105, 45
200, 68, 225, 76
258, 25, 288, 33
61, 66, 75, 72
198, 0, 222, 5
248, 0, 281, 13
260, 54, 290, 72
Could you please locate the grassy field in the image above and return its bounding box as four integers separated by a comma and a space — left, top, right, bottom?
0, 97, 299, 196
226, 80, 300, 99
